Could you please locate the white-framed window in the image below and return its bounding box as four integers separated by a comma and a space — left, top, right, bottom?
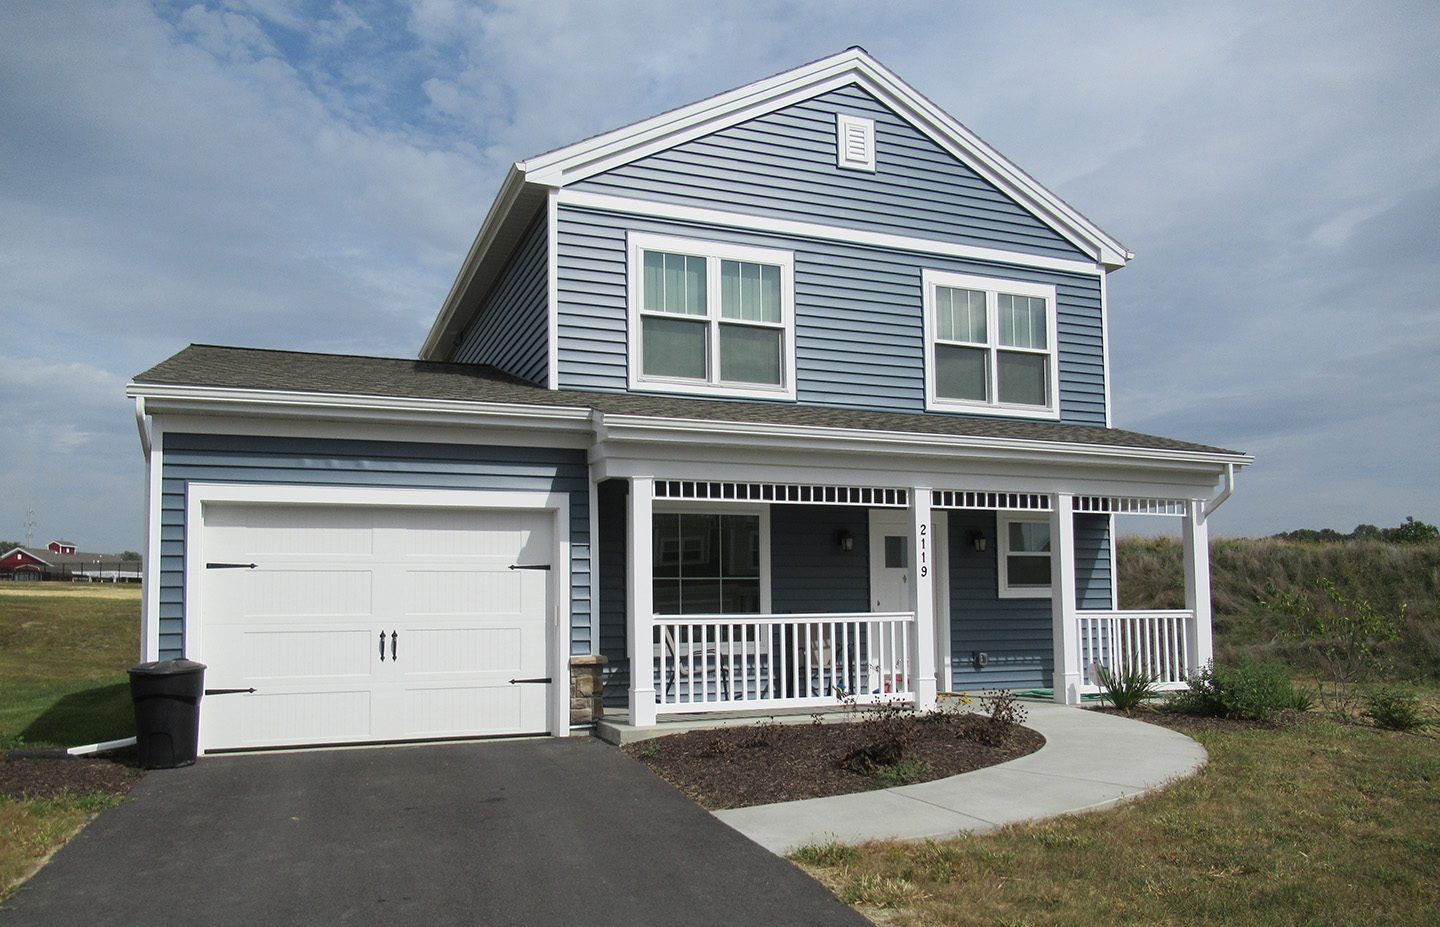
627, 232, 796, 400
922, 270, 1060, 419
997, 513, 1052, 598
652, 504, 771, 614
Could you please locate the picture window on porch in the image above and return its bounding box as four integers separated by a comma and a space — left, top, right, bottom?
653, 512, 762, 614
628, 232, 796, 399
922, 269, 1060, 419
997, 513, 1052, 598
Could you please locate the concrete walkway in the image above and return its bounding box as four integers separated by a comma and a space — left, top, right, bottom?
714, 702, 1207, 854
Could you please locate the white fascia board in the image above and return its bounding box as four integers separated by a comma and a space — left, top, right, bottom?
126, 382, 593, 435
420, 165, 530, 360
523, 48, 1129, 268
593, 412, 1251, 472
559, 190, 1102, 277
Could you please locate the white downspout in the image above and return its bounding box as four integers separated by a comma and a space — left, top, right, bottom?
134, 396, 151, 456
1201, 462, 1236, 521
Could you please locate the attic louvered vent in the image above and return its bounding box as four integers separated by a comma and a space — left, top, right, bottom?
835, 114, 875, 172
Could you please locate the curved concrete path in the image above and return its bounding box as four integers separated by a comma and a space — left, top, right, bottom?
714, 702, 1206, 854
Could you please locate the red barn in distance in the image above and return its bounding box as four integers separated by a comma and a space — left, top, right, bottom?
0, 541, 141, 583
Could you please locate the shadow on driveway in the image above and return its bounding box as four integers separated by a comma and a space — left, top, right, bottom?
0, 737, 869, 927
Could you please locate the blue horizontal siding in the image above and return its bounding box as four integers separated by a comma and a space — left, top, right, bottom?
556, 206, 1107, 425
453, 211, 549, 384
946, 511, 1113, 692
572, 84, 1087, 261
157, 433, 590, 660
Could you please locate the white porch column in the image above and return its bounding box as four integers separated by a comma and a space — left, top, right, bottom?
1182, 499, 1215, 675
627, 476, 657, 727
908, 486, 938, 710
1050, 493, 1082, 705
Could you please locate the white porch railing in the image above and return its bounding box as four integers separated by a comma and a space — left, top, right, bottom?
1078, 609, 1194, 690
650, 612, 915, 715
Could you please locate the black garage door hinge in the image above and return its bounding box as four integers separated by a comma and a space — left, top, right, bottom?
206, 562, 257, 570
508, 563, 550, 571
509, 677, 551, 685
205, 687, 257, 696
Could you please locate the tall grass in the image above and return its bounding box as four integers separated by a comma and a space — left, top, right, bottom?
1117, 537, 1440, 679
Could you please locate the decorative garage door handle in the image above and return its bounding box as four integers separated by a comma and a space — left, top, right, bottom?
379, 631, 386, 662
391, 630, 398, 662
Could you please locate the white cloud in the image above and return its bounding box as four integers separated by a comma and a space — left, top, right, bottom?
0, 0, 1436, 549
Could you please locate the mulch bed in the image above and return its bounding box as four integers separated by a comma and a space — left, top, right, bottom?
624, 712, 1044, 810
0, 748, 142, 802
1089, 706, 1312, 735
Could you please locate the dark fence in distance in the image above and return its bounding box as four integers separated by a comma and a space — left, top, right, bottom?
1, 562, 143, 583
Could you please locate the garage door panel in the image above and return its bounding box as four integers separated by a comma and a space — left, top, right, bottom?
399, 509, 538, 558
398, 626, 527, 676
238, 689, 373, 746
207, 506, 375, 558
242, 628, 375, 680
403, 570, 522, 616
236, 570, 375, 619
401, 685, 530, 737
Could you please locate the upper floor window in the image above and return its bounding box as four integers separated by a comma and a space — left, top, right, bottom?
628, 233, 796, 399
922, 270, 1060, 419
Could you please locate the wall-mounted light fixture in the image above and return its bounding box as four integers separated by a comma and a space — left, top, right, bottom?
968, 530, 988, 552
836, 529, 855, 552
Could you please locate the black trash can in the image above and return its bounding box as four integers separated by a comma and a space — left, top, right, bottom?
128, 659, 206, 769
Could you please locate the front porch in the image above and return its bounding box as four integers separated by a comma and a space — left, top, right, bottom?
596, 474, 1219, 727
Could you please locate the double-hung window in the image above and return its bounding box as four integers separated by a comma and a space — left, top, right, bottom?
922, 270, 1059, 418
628, 233, 796, 399
997, 513, 1052, 598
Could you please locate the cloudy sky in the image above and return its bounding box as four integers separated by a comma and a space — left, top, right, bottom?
2, 0, 1436, 552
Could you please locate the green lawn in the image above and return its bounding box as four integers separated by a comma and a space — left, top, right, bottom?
1, 584, 139, 899
794, 709, 1440, 926
0, 585, 139, 749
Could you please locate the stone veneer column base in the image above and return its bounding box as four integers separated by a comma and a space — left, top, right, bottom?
569, 654, 609, 724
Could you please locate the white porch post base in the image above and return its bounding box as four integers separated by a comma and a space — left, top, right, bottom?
1051, 493, 1082, 706
627, 476, 657, 727
1182, 499, 1215, 676
909, 486, 938, 711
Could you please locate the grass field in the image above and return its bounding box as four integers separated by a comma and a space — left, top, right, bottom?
0, 584, 139, 899
795, 711, 1440, 926
0, 584, 140, 749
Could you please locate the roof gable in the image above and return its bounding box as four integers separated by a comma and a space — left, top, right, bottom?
521, 48, 1129, 267
571, 83, 1088, 262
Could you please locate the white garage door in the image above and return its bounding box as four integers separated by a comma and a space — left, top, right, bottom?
195, 502, 553, 751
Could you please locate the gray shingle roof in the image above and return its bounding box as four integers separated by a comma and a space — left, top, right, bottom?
134, 344, 1245, 457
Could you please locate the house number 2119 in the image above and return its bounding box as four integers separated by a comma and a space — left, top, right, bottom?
918, 523, 928, 578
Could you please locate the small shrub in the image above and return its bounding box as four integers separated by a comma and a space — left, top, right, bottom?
839, 700, 916, 773
1266, 577, 1405, 713
633, 740, 660, 760
1363, 685, 1429, 731
973, 689, 1028, 745
737, 720, 782, 748
1093, 662, 1160, 712
1170, 660, 1306, 721
872, 758, 933, 789
791, 841, 861, 867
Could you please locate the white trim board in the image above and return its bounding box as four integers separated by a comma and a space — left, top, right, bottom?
560, 191, 1102, 276
182, 484, 573, 741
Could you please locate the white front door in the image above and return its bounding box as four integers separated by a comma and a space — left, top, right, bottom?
869, 509, 950, 691
196, 502, 553, 751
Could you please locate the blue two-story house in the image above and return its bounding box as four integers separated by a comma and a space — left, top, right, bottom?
128, 49, 1249, 753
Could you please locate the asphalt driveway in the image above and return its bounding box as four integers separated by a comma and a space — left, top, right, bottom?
0, 737, 869, 926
